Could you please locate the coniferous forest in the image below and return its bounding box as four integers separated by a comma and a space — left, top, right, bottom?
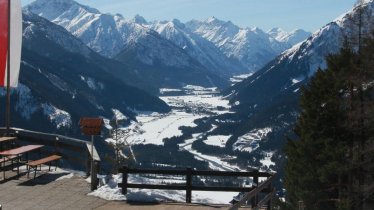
283, 30, 374, 209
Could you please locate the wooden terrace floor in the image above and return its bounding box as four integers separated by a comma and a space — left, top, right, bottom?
0, 170, 232, 210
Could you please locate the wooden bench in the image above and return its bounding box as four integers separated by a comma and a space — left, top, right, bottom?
26, 155, 62, 179
0, 155, 18, 179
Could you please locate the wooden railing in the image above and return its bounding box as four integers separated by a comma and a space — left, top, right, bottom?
118, 166, 275, 208
0, 127, 101, 190
228, 174, 276, 210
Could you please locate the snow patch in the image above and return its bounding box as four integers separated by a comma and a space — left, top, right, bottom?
291, 75, 305, 84
13, 84, 39, 120
204, 135, 232, 148
233, 128, 272, 153
89, 174, 238, 204
127, 111, 203, 145
80, 75, 104, 90
41, 103, 72, 128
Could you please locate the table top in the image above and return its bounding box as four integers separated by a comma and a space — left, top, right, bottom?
0, 145, 44, 156
0, 137, 17, 143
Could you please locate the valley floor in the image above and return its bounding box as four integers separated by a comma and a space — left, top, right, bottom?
97, 80, 275, 204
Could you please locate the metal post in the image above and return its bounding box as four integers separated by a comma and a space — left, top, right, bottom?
6, 0, 11, 135
186, 168, 192, 203
90, 135, 95, 191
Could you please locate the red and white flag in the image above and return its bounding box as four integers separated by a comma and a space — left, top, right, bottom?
0, 0, 22, 87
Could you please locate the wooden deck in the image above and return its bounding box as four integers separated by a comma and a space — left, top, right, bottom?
0, 172, 108, 210
0, 170, 230, 210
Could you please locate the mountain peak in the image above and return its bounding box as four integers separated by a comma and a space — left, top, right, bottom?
170, 18, 185, 28
132, 14, 148, 25
250, 27, 267, 36
27, 0, 100, 20
205, 16, 226, 25
206, 16, 218, 22
268, 27, 285, 34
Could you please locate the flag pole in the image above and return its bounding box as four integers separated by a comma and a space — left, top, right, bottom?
6, 0, 11, 134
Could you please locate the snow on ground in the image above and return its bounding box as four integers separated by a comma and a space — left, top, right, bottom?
161, 95, 230, 109
89, 173, 238, 204
127, 111, 204, 145
230, 73, 253, 85
291, 75, 306, 84
183, 85, 219, 95
41, 103, 72, 128
80, 75, 104, 90
260, 152, 275, 168
160, 86, 231, 115
232, 128, 272, 153
122, 85, 231, 146
204, 135, 231, 148
90, 84, 275, 204
159, 88, 183, 94
179, 135, 241, 172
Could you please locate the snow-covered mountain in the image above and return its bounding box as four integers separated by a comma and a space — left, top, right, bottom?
148, 19, 246, 76
226, 0, 373, 107
268, 28, 311, 46
26, 0, 229, 88
186, 17, 310, 72
6, 11, 170, 134
26, 0, 151, 58
218, 0, 374, 175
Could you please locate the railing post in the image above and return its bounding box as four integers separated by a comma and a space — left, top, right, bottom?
86, 150, 91, 177
91, 160, 100, 191
186, 167, 192, 203
251, 170, 259, 208
267, 183, 272, 210
122, 167, 128, 195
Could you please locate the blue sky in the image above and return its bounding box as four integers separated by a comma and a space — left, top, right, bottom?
22, 0, 357, 32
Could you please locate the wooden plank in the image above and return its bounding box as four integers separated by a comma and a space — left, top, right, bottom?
120, 168, 187, 175
121, 167, 273, 178
0, 136, 16, 142
193, 170, 272, 178
228, 175, 276, 210
27, 155, 61, 166
0, 145, 43, 156
0, 155, 17, 163
18, 138, 84, 153
122, 183, 187, 191
253, 189, 275, 210
192, 186, 255, 192
86, 143, 100, 161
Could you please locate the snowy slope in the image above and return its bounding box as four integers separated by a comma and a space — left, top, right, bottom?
26, 0, 150, 58
3, 11, 170, 134
216, 0, 374, 174
26, 0, 229, 89
26, 0, 193, 69
226, 1, 374, 107
186, 17, 310, 72
268, 27, 311, 46
149, 19, 246, 76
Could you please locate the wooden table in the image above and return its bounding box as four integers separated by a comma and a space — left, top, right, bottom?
0, 145, 44, 177
0, 137, 17, 151
0, 137, 17, 143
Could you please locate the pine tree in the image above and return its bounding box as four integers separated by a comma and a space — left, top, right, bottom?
284, 30, 374, 209
284, 43, 363, 210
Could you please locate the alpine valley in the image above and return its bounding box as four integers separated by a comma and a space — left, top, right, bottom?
2, 0, 371, 195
